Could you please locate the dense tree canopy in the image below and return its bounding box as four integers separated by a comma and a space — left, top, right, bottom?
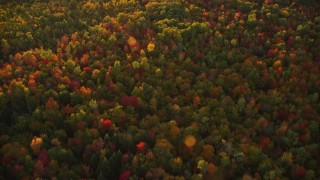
1, 0, 320, 179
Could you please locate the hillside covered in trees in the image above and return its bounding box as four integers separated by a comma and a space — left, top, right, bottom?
1, 0, 320, 179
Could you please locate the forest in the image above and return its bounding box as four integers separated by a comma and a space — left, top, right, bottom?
0, 0, 320, 179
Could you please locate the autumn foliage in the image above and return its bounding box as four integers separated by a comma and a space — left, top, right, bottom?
1, 0, 320, 179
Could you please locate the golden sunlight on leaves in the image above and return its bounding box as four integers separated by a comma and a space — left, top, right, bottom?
184, 135, 196, 148
30, 137, 42, 155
